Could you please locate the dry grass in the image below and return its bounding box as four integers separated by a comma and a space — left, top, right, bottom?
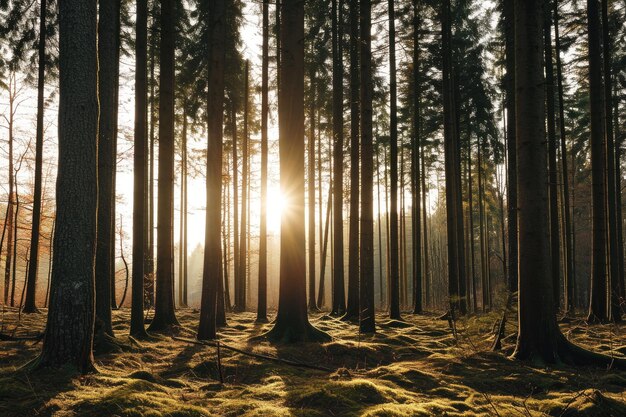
1, 306, 626, 416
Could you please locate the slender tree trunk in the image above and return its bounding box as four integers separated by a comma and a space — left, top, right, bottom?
317, 182, 332, 308
586, 0, 608, 324
23, 0, 48, 314
477, 136, 488, 311
421, 134, 430, 307
331, 0, 346, 316
148, 0, 179, 331
376, 147, 384, 308
4, 75, 15, 306
130, 0, 148, 338
265, 0, 329, 343
95, 0, 121, 336
237, 60, 249, 312
468, 141, 478, 312
359, 0, 375, 333
308, 68, 318, 311
232, 103, 240, 312
411, 0, 423, 314
602, 0, 621, 322
343, 0, 360, 321
553, 0, 574, 314
198, 0, 226, 340
257, 0, 270, 322
178, 111, 187, 307
35, 0, 98, 372
544, 4, 561, 309
10, 187, 19, 307
387, 0, 401, 320
504, 0, 517, 295
442, 0, 463, 316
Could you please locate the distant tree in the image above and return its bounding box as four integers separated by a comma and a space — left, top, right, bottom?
148, 0, 179, 331
265, 0, 330, 343
359, 0, 375, 334
35, 0, 98, 372
22, 0, 48, 314
198, 0, 226, 341
130, 0, 149, 339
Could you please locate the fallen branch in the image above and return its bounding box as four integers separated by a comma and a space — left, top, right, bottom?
172, 336, 333, 372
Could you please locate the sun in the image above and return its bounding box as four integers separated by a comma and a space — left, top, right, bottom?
266, 186, 286, 234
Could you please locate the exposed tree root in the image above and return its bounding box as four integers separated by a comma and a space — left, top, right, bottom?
260, 320, 332, 344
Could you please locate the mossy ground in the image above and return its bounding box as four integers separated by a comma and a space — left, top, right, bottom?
2, 307, 626, 416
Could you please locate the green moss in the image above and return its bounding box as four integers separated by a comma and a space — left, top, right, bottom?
76, 379, 210, 417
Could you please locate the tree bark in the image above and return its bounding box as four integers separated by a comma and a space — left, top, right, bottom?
148, 0, 179, 331
359, 0, 375, 333
198, 0, 226, 340
130, 0, 148, 338
331, 0, 346, 316
544, 4, 561, 309
257, 0, 270, 322
35, 0, 98, 372
586, 0, 608, 324
265, 0, 329, 343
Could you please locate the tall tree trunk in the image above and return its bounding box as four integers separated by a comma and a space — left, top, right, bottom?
411, 0, 423, 315
178, 110, 187, 308
602, 0, 621, 322
148, 0, 179, 331
553, 0, 574, 314
504, 0, 517, 295
317, 182, 332, 308
3, 76, 15, 306
359, 0, 375, 334
130, 0, 148, 338
343, 0, 360, 321
387, 0, 401, 320
35, 0, 98, 372
265, 0, 329, 343
198, 0, 226, 340
308, 68, 317, 311
477, 136, 488, 311
95, 0, 121, 335
510, 0, 623, 369
23, 0, 48, 314
237, 60, 249, 312
468, 140, 478, 312
146, 9, 158, 307
421, 133, 430, 307
586, 0, 608, 324
544, 4, 561, 309
442, 0, 463, 316
376, 147, 384, 308
331, 0, 346, 316
257, 0, 270, 322
232, 103, 240, 312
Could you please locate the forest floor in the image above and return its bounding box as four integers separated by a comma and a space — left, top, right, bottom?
2, 306, 626, 416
